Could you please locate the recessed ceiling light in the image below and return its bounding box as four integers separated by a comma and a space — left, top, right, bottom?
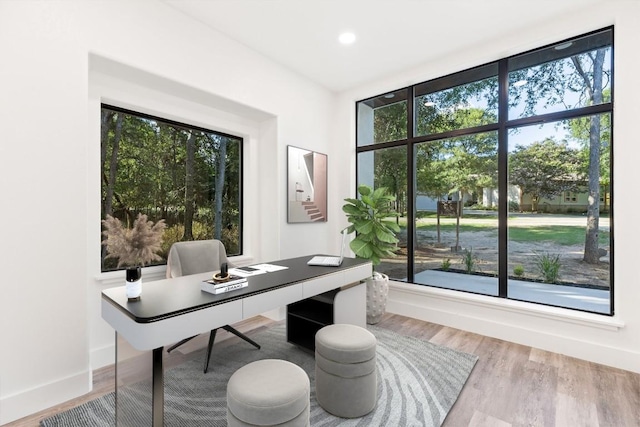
338, 32, 356, 45
554, 42, 573, 50
513, 79, 527, 87
383, 94, 395, 99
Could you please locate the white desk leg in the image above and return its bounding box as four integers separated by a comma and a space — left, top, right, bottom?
334, 282, 366, 328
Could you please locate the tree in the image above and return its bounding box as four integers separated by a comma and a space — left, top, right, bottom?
573, 50, 608, 263
415, 109, 498, 247
212, 134, 228, 240
183, 131, 197, 240
511, 46, 610, 263
509, 138, 582, 212
373, 147, 407, 219
100, 106, 243, 270
373, 100, 406, 143
416, 140, 451, 244
373, 101, 408, 217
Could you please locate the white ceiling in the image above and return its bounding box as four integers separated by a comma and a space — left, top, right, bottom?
164, 0, 607, 92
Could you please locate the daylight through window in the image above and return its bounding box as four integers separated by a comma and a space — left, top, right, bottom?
356, 28, 613, 315
100, 105, 243, 272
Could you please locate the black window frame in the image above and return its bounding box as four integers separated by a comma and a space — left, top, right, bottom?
355, 27, 614, 315
100, 103, 244, 272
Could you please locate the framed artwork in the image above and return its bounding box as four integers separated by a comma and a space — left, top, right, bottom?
287, 145, 327, 223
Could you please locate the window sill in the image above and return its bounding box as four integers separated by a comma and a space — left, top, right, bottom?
94, 256, 256, 286
94, 265, 167, 286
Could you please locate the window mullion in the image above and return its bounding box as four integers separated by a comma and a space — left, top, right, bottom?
498, 59, 509, 299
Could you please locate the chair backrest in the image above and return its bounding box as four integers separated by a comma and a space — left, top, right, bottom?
166, 239, 231, 278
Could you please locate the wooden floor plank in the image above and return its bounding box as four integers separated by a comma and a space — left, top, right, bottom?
6, 313, 640, 427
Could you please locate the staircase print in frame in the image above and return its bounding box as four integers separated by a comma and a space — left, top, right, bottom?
287, 145, 327, 223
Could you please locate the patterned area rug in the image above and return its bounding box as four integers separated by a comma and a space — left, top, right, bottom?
41, 323, 477, 426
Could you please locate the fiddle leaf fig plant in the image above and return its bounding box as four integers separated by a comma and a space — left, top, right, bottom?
342, 185, 400, 267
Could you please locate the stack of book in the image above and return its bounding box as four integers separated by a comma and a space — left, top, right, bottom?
201, 274, 248, 295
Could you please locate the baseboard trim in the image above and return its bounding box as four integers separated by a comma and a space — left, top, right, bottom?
387, 282, 640, 373
0, 370, 91, 425
91, 343, 115, 371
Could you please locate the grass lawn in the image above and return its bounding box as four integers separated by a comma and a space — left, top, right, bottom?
508, 225, 609, 246
402, 218, 609, 246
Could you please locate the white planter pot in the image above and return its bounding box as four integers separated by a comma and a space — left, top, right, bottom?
366, 272, 389, 324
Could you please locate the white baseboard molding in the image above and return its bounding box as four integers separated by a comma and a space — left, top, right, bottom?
0, 370, 91, 425
91, 343, 115, 371
387, 282, 640, 374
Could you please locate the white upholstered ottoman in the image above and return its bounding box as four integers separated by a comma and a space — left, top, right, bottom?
315, 324, 377, 418
227, 359, 310, 426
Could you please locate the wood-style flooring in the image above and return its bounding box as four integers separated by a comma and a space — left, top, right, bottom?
6, 313, 640, 426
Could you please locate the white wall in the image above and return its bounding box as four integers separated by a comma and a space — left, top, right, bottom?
3, 0, 638, 424
338, 1, 640, 373
0, 1, 341, 423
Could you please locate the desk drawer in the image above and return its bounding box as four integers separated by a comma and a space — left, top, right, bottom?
303, 274, 339, 298
243, 284, 302, 318
343, 263, 372, 284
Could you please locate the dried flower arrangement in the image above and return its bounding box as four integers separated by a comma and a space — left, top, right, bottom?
102, 213, 167, 267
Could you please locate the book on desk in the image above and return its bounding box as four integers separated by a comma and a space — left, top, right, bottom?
202, 274, 248, 295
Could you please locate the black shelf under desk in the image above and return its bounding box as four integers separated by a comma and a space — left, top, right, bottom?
287, 289, 338, 352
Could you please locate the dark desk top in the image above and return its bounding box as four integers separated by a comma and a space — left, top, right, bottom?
102, 256, 371, 324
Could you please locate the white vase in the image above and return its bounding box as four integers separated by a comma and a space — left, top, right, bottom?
366, 272, 389, 324
125, 266, 142, 301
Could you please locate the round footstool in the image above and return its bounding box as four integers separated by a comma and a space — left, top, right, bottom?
315, 324, 377, 418
227, 359, 310, 426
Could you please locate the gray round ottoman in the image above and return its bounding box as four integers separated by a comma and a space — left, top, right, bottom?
227, 359, 310, 426
315, 324, 377, 418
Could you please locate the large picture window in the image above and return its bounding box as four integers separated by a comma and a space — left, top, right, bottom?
356, 27, 613, 315
100, 105, 243, 272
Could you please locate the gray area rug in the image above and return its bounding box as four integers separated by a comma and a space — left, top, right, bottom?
41, 323, 477, 426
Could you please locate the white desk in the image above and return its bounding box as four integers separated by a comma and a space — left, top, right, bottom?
101, 256, 371, 426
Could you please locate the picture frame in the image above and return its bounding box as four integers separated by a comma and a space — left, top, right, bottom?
287, 145, 327, 223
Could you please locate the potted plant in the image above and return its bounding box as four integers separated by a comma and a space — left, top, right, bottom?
102, 213, 166, 301
342, 185, 400, 324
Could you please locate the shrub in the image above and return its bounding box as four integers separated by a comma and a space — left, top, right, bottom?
513, 264, 524, 277
461, 248, 477, 274
441, 258, 451, 271
161, 221, 221, 257
534, 252, 561, 283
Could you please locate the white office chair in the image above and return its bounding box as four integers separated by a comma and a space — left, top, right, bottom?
165, 239, 260, 373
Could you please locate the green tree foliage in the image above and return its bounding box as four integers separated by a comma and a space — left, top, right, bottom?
509, 139, 582, 212
372, 101, 408, 214
373, 146, 407, 217
415, 77, 498, 136
373, 101, 406, 143
568, 91, 611, 214
510, 47, 610, 263
100, 108, 241, 271
415, 109, 498, 247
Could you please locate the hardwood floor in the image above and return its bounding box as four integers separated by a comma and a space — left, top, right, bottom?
7, 314, 640, 426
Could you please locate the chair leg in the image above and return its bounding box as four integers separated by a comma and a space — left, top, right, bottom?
203, 329, 218, 374
222, 325, 261, 349
166, 335, 197, 353
203, 326, 260, 374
